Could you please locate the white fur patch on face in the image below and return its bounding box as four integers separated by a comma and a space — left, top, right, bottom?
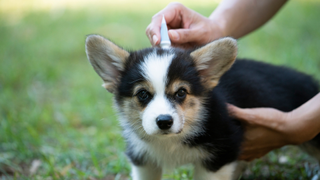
139, 50, 182, 135
140, 51, 174, 94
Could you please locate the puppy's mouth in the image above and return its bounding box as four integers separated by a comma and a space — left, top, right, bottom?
160, 129, 183, 135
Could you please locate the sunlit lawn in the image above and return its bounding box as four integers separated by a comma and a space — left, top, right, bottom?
0, 0, 320, 179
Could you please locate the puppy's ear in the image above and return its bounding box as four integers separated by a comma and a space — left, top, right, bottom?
85, 35, 129, 93
190, 37, 237, 89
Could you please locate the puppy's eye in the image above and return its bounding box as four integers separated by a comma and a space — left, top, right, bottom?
137, 90, 150, 101
175, 89, 187, 99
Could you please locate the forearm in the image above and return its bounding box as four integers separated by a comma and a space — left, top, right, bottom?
209, 0, 287, 38
285, 93, 320, 144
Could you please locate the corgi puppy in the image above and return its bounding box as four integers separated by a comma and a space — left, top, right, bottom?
85, 35, 319, 180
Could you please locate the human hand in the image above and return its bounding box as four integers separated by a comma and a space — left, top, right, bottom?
227, 104, 311, 161
146, 2, 224, 48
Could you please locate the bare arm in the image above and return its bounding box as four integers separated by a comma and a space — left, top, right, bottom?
146, 0, 287, 47
210, 0, 287, 38
228, 93, 320, 161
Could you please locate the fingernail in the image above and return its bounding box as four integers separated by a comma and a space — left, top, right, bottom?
169, 30, 179, 41
152, 35, 158, 45
227, 104, 235, 115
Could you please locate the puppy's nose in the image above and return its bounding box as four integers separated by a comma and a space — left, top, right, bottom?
156, 114, 173, 130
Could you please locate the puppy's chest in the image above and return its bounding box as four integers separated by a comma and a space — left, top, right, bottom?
130, 135, 210, 168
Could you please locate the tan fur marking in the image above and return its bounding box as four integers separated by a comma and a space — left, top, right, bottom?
180, 95, 204, 129
85, 35, 129, 93
86, 35, 129, 71
166, 80, 191, 95
133, 82, 155, 97
106, 40, 129, 71
190, 37, 237, 90
186, 99, 196, 108
122, 98, 148, 137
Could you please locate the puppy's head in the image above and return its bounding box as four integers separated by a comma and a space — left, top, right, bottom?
85, 35, 237, 138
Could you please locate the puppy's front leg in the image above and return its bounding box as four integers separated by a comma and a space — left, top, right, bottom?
131, 164, 162, 180
194, 162, 236, 180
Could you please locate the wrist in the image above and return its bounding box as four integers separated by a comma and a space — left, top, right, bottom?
207, 18, 226, 41
279, 112, 299, 144
282, 111, 315, 145
209, 3, 236, 39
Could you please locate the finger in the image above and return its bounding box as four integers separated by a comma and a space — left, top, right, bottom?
227, 104, 239, 118
238, 150, 267, 161
238, 154, 263, 161
238, 153, 256, 161
227, 104, 285, 129
146, 28, 152, 45
146, 12, 169, 46
171, 42, 196, 50
156, 2, 185, 28
227, 104, 257, 124
146, 2, 184, 46
146, 22, 161, 46
168, 29, 200, 44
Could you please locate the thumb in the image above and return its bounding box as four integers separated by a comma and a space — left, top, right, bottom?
168, 29, 199, 44
227, 104, 256, 123
228, 104, 286, 129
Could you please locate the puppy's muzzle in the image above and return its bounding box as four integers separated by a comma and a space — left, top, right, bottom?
156, 114, 173, 130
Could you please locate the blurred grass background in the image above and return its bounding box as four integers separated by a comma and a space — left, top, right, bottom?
0, 0, 319, 179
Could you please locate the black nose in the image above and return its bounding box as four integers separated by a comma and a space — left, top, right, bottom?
156, 114, 173, 130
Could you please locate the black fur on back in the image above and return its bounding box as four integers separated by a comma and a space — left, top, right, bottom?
183, 59, 318, 171
219, 59, 318, 110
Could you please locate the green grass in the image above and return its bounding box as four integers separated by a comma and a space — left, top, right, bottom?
0, 0, 320, 179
